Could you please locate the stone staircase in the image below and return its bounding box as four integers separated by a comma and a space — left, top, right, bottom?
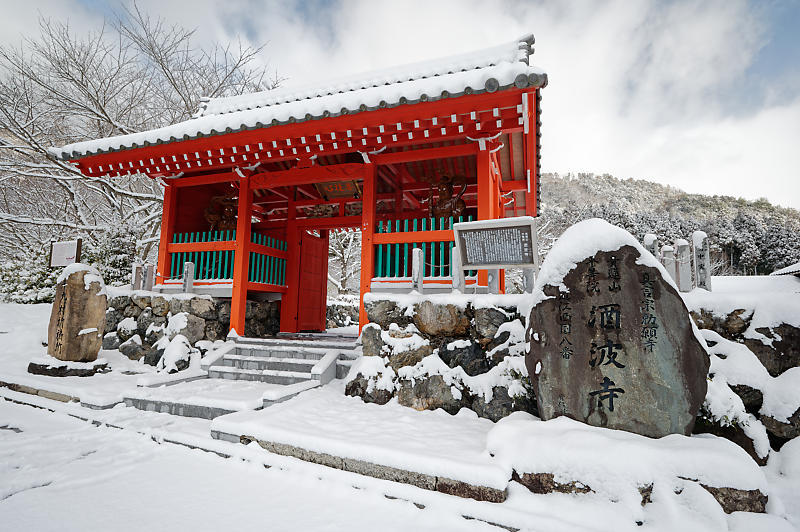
208, 335, 359, 388
122, 334, 360, 419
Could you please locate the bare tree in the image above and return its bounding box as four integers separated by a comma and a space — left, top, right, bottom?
0, 6, 279, 263
328, 229, 361, 294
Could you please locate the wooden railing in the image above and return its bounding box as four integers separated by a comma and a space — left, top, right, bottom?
248, 233, 287, 287
169, 230, 236, 280
373, 215, 477, 279
167, 231, 287, 290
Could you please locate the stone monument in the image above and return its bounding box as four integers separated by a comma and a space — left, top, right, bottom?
674, 239, 692, 292
692, 231, 712, 291
526, 220, 709, 438
45, 264, 107, 363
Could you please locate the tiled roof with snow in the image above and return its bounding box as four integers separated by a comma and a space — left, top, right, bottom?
50, 34, 545, 160
770, 261, 800, 276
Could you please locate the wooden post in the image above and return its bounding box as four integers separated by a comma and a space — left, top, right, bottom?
280, 190, 300, 332
477, 148, 491, 289
156, 184, 177, 284
229, 175, 252, 335
523, 90, 539, 217
358, 164, 377, 332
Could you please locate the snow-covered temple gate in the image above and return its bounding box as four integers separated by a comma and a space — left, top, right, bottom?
51, 35, 547, 336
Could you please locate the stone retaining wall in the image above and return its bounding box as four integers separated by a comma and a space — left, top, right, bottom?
326, 299, 358, 328
345, 294, 536, 422
103, 290, 279, 365
690, 307, 800, 457
349, 294, 800, 469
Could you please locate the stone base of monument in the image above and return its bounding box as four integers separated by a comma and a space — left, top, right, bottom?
27, 355, 109, 377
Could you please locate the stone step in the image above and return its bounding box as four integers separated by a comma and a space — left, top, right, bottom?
235, 336, 358, 351
234, 345, 329, 360
208, 366, 316, 385
222, 354, 317, 373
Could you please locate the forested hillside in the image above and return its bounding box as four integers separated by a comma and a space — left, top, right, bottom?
537, 173, 800, 276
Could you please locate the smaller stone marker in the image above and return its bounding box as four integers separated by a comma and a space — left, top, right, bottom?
674, 239, 692, 292
131, 262, 143, 290
450, 247, 465, 292
182, 261, 195, 293
661, 245, 677, 282
643, 234, 658, 258
144, 263, 155, 291
46, 264, 107, 363
692, 231, 712, 291
411, 248, 424, 293
526, 219, 709, 438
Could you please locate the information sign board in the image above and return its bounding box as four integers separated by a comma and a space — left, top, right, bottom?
49, 239, 82, 268
453, 216, 537, 270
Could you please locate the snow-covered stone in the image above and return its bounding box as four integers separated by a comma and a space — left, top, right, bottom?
46, 264, 106, 363
526, 219, 709, 438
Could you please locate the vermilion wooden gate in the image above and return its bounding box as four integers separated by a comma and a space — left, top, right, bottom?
296, 230, 329, 332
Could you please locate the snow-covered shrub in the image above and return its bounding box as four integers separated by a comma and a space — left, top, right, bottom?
0, 248, 60, 303
82, 224, 138, 287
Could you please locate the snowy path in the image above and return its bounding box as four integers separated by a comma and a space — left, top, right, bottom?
0, 398, 510, 532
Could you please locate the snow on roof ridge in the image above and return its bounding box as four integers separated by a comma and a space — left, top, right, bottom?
197, 34, 535, 118
50, 33, 545, 161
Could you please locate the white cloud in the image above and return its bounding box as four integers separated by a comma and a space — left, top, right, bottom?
5, 0, 798, 208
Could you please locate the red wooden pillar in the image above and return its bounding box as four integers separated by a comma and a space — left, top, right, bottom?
490, 150, 507, 293
358, 164, 377, 332
280, 191, 300, 332
477, 149, 492, 288
523, 90, 539, 217
155, 184, 177, 285
229, 176, 252, 335
320, 229, 330, 327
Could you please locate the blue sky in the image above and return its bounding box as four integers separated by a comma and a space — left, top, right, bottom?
5, 0, 800, 208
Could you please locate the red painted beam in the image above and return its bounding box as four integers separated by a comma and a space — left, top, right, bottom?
500, 180, 527, 192
373, 229, 454, 244
246, 282, 288, 293
249, 243, 288, 259
372, 143, 477, 165
250, 163, 366, 190
167, 241, 235, 252
165, 172, 236, 188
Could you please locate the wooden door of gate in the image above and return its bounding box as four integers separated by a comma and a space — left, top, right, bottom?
296, 230, 329, 332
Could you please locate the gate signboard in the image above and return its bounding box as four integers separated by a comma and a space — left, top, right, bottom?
453, 216, 537, 270
49, 239, 83, 268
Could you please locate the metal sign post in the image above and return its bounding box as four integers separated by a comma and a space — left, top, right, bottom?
452, 216, 539, 294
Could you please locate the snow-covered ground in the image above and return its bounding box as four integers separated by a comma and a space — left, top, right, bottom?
2, 299, 800, 531
0, 399, 500, 532
0, 303, 157, 405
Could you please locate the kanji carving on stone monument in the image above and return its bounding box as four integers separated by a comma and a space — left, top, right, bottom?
526, 220, 710, 438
